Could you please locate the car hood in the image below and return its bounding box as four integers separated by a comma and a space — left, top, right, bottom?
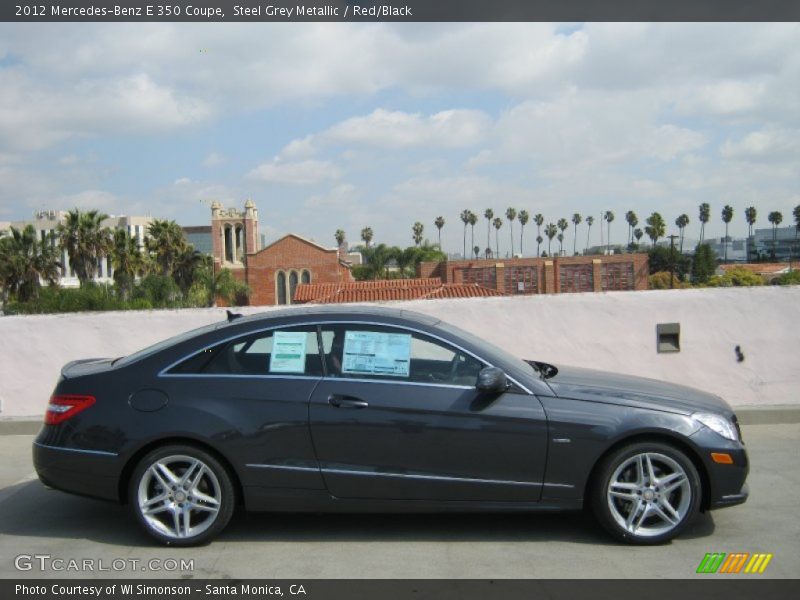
543, 364, 734, 418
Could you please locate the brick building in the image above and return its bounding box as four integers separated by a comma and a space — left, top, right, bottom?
417, 254, 649, 295
211, 200, 352, 306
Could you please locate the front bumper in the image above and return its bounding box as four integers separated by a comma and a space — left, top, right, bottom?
690, 426, 750, 511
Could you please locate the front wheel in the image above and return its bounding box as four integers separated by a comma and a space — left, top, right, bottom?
129, 445, 235, 546
591, 442, 701, 544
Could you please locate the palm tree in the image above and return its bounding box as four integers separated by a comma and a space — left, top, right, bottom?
545, 222, 558, 256
603, 211, 615, 255
360, 243, 392, 279
744, 207, 757, 238
412, 222, 424, 247
0, 225, 60, 303
721, 205, 734, 263
334, 229, 346, 247
468, 211, 478, 258
625, 211, 638, 246
518, 210, 530, 256
460, 210, 471, 258
57, 209, 111, 286
557, 233, 565, 255
360, 226, 374, 248
147, 219, 187, 277
111, 229, 145, 300
505, 208, 517, 256
484, 209, 494, 257
534, 213, 544, 257
556, 218, 569, 256
172, 245, 207, 296
434, 216, 445, 249
633, 228, 644, 247
492, 217, 503, 258
571, 213, 582, 255
645, 212, 666, 248
698, 203, 710, 244
768, 211, 783, 258
675, 214, 690, 254
585, 216, 594, 254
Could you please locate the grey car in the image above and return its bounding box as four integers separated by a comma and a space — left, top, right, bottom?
33, 306, 748, 545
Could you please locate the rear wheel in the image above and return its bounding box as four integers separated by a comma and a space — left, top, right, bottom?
591, 441, 701, 544
129, 445, 235, 546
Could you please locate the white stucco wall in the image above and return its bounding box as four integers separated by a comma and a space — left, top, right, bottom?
0, 286, 797, 418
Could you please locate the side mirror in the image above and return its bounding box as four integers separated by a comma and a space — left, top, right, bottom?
476, 366, 509, 393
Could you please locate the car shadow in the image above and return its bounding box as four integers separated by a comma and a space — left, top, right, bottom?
0, 479, 715, 547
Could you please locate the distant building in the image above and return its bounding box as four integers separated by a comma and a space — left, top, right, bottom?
0, 210, 152, 287
182, 225, 213, 255
418, 254, 649, 295
704, 236, 748, 263
749, 226, 798, 262
210, 200, 353, 306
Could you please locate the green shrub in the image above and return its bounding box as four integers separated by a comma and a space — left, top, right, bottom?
648, 271, 690, 290
771, 270, 800, 286
707, 268, 765, 287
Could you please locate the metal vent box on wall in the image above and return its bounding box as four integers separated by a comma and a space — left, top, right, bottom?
657, 323, 680, 353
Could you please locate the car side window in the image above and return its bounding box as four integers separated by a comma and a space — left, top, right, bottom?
321, 324, 484, 386
168, 327, 323, 376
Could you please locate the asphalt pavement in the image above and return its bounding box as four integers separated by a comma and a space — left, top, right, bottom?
0, 423, 798, 579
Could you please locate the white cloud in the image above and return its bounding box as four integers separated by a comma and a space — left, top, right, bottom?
247, 159, 341, 185
202, 152, 225, 167
174, 177, 192, 185
720, 129, 800, 162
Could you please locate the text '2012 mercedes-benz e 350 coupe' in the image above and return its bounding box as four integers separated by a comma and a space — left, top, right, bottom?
33, 306, 748, 545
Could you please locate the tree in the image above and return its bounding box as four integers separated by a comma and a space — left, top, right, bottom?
189, 266, 250, 307
110, 229, 145, 300
767, 211, 783, 259
675, 214, 690, 254
172, 245, 207, 296
744, 206, 758, 260
545, 222, 558, 256
721, 205, 734, 263
484, 209, 494, 257
633, 228, 644, 249
534, 213, 544, 257
0, 225, 60, 303
468, 211, 478, 258
625, 211, 638, 246
146, 219, 187, 277
460, 210, 471, 258
57, 209, 111, 286
557, 232, 564, 255
360, 243, 392, 279
648, 245, 691, 279
412, 222, 424, 247
603, 211, 615, 255
518, 210, 530, 256
556, 218, 569, 256
492, 217, 503, 258
505, 208, 517, 256
793, 204, 800, 260
585, 216, 594, 253
571, 213, 582, 255
434, 216, 445, 249
691, 243, 717, 285
698, 202, 710, 244
645, 212, 666, 247
334, 229, 346, 247
360, 227, 374, 248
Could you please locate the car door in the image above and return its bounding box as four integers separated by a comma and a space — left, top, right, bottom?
309, 323, 548, 502
161, 324, 326, 491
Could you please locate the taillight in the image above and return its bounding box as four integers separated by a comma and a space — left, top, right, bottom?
45, 395, 96, 425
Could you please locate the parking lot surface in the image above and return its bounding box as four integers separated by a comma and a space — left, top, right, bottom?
0, 424, 797, 579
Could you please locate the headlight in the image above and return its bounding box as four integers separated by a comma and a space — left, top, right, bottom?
692, 412, 739, 441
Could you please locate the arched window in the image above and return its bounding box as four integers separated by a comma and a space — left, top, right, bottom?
301, 270, 311, 284
224, 226, 233, 262
276, 271, 287, 305
289, 271, 299, 304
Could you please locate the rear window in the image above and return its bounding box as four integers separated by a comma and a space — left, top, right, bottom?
116, 322, 224, 367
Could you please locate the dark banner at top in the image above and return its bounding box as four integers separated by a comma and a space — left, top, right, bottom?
2, 0, 800, 22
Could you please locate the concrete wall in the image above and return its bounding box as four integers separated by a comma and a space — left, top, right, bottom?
1, 287, 797, 418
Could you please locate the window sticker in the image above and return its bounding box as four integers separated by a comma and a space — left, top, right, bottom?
269, 331, 307, 373
342, 331, 411, 377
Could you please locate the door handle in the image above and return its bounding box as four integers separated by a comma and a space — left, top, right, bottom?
328, 394, 369, 409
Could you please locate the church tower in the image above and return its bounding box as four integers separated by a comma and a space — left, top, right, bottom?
211, 200, 260, 270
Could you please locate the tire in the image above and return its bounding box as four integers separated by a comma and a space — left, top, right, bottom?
590, 441, 701, 545
129, 444, 235, 546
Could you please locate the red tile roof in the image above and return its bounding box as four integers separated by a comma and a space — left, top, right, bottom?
293, 278, 505, 304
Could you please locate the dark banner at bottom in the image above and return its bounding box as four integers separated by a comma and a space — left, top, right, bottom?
3, 580, 799, 600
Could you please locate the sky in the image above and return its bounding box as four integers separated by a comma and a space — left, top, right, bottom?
0, 22, 798, 256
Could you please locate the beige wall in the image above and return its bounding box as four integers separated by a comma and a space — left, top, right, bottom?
0, 286, 797, 417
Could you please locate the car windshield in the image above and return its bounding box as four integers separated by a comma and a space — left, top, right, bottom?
115, 321, 225, 367
435, 320, 530, 370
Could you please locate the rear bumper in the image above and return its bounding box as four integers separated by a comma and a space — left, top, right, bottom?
32, 441, 120, 502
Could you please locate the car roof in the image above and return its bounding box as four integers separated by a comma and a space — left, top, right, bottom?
224, 304, 443, 328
